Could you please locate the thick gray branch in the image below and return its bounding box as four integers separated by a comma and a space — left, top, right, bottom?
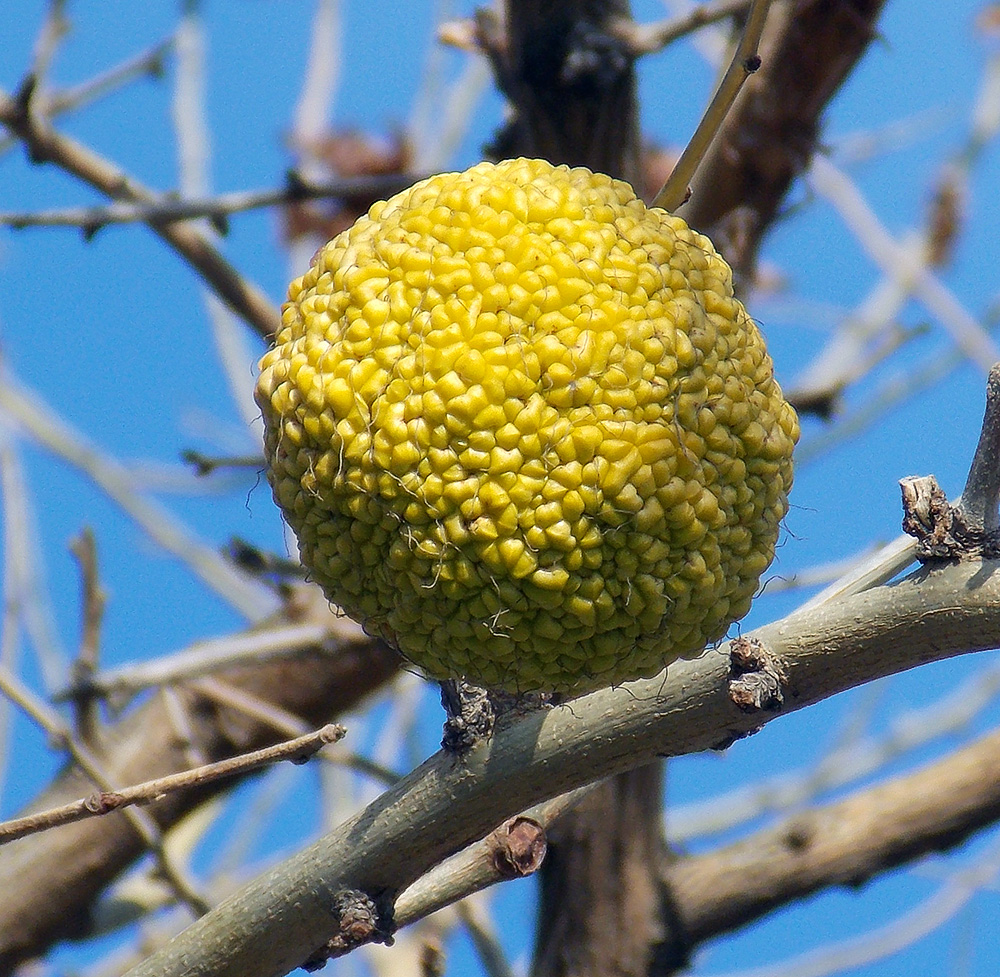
123, 557, 1000, 977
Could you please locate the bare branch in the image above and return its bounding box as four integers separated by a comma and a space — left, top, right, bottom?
120, 552, 1000, 977
67, 529, 105, 740
652, 0, 770, 211
0, 173, 420, 230
667, 726, 1000, 949
0, 82, 281, 339
681, 0, 889, 287
0, 724, 344, 845
610, 0, 752, 55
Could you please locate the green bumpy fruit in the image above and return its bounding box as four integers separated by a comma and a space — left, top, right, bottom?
256, 158, 798, 693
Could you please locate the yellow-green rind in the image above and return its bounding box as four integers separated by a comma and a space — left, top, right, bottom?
256, 158, 798, 693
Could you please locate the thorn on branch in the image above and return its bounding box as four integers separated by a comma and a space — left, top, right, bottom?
488, 815, 548, 878
728, 635, 789, 712
302, 889, 394, 969
226, 537, 308, 584
181, 448, 262, 476
13, 73, 38, 118
901, 362, 1000, 560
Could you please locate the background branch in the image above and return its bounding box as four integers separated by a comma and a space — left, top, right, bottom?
667, 725, 1000, 948
0, 589, 399, 973
681, 0, 889, 289
0, 85, 281, 339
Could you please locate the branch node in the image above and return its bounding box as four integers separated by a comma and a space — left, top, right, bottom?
728, 636, 788, 712
440, 679, 496, 752
84, 790, 124, 815
488, 815, 548, 878
302, 889, 394, 969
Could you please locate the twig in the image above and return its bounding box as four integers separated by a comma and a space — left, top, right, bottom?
44, 37, 172, 117
0, 431, 23, 801
0, 420, 66, 691
292, 0, 342, 164
0, 82, 281, 339
320, 750, 400, 787
0, 724, 345, 845
681, 0, 889, 286
652, 0, 771, 211
0, 173, 418, 230
610, 0, 753, 55
181, 450, 263, 476
69, 530, 104, 678
0, 664, 211, 916
188, 677, 313, 739
394, 786, 593, 930
28, 0, 69, 90
173, 2, 262, 432
454, 900, 515, 977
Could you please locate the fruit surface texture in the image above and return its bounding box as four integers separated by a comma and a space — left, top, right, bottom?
256, 158, 798, 693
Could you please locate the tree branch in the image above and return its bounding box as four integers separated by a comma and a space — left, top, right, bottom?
0, 172, 419, 230
120, 554, 1000, 977
0, 588, 400, 973
652, 0, 770, 212
681, 0, 889, 289
666, 725, 1000, 948
0, 82, 281, 339
0, 724, 345, 845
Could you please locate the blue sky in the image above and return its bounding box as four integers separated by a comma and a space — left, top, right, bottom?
2, 1, 1000, 975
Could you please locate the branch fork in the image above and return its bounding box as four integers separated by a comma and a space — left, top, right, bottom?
902, 362, 1000, 560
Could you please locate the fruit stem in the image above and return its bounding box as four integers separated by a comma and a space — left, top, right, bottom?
652, 0, 772, 212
